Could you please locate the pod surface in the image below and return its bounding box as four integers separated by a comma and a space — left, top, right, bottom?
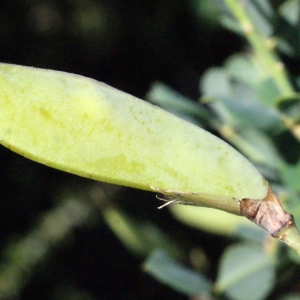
0, 63, 267, 200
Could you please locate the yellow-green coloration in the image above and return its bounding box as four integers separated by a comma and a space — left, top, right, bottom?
0, 63, 267, 203
170, 205, 259, 236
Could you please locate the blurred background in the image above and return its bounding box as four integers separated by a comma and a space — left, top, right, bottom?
1, 0, 297, 299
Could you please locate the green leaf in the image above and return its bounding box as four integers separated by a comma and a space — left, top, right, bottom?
102, 206, 183, 257
220, 14, 243, 35
0, 63, 268, 203
234, 225, 266, 244
200, 68, 232, 98
220, 0, 274, 37
280, 0, 300, 26
243, 0, 274, 38
224, 127, 282, 169
146, 81, 212, 126
225, 54, 264, 86
215, 244, 276, 300
281, 160, 300, 192
193, 0, 224, 27
288, 244, 300, 264
201, 66, 284, 134
257, 77, 282, 106
170, 204, 256, 236
277, 96, 300, 123
277, 0, 300, 57
206, 90, 283, 133
143, 249, 211, 297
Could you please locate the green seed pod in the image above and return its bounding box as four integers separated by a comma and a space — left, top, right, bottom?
0, 63, 268, 214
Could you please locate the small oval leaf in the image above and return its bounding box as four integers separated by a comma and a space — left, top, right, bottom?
143, 249, 211, 297
215, 244, 275, 300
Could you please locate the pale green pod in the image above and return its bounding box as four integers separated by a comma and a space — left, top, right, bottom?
0, 63, 268, 213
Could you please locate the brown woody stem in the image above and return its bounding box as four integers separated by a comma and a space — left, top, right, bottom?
240, 185, 300, 255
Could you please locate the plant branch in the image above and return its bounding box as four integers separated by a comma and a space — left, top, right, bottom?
224, 0, 294, 96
